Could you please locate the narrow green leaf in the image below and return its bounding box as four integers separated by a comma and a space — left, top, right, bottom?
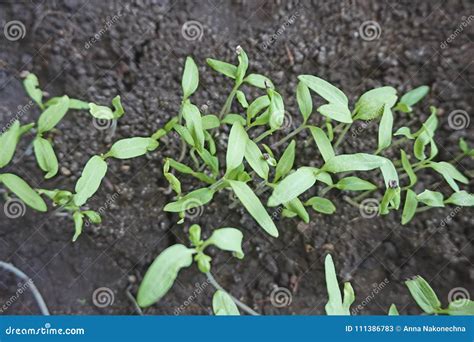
417, 190, 444, 207
324, 254, 350, 315
72, 211, 83, 242
268, 167, 317, 206
235, 46, 248, 82
405, 276, 441, 314
228, 180, 278, 237
247, 95, 270, 120
428, 161, 468, 192
182, 101, 205, 150
394, 127, 416, 140
222, 114, 246, 126
33, 136, 59, 179
202, 115, 220, 130
213, 290, 240, 315
0, 173, 47, 212
89, 103, 114, 120
305, 196, 336, 214
309, 126, 335, 162
164, 187, 214, 213
298, 75, 348, 107
447, 300, 474, 315
297, 81, 312, 122
400, 85, 429, 107
206, 58, 237, 79
334, 176, 377, 191
353, 87, 398, 121
0, 121, 21, 168
388, 304, 399, 315
445, 191, 474, 206
112, 95, 124, 118
206, 227, 244, 259
377, 105, 393, 152
137, 244, 195, 307
317, 103, 352, 123
244, 73, 274, 89
37, 95, 69, 133
226, 122, 248, 173
23, 73, 43, 108
236, 90, 249, 109
73, 156, 108, 206
182, 57, 199, 99
284, 197, 309, 223
274, 140, 296, 182
401, 189, 418, 225
268, 89, 285, 130
244, 140, 269, 180
82, 210, 102, 224
105, 137, 159, 159
400, 150, 417, 188
174, 124, 195, 146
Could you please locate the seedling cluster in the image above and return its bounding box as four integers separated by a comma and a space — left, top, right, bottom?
1, 47, 472, 315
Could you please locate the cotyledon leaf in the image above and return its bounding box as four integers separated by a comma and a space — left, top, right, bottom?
73, 155, 108, 207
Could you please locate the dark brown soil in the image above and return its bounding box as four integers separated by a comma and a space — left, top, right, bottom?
0, 0, 472, 315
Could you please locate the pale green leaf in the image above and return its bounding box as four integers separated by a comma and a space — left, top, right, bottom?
226, 122, 248, 173
428, 161, 468, 192
284, 197, 309, 223
33, 136, 58, 179
0, 173, 47, 212
401, 189, 418, 225
73, 156, 108, 206
164, 187, 214, 213
105, 137, 159, 159
137, 244, 194, 307
324, 254, 351, 315
244, 140, 269, 180
0, 121, 21, 168
334, 176, 377, 191
72, 211, 83, 242
297, 81, 312, 122
206, 227, 244, 259
213, 290, 240, 315
405, 276, 441, 314
182, 57, 199, 99
309, 126, 335, 162
37, 95, 69, 133
353, 86, 397, 121
228, 180, 278, 237
417, 190, 444, 207
206, 58, 237, 79
399, 85, 429, 107
305, 196, 336, 214
377, 105, 393, 152
445, 191, 474, 206
23, 73, 43, 108
268, 167, 317, 207
244, 73, 274, 89
400, 150, 417, 188
274, 140, 295, 182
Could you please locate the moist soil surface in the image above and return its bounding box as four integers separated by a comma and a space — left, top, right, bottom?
0, 0, 473, 315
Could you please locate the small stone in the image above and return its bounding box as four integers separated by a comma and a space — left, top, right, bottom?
61, 166, 71, 176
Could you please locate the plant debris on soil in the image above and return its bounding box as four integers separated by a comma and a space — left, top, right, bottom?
0, 0, 472, 315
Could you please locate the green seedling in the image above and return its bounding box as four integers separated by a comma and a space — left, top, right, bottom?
404, 275, 474, 315
136, 224, 244, 315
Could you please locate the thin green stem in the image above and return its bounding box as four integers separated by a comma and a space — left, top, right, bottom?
218, 83, 240, 120
270, 124, 306, 148
205, 272, 260, 316
334, 123, 352, 149
253, 129, 275, 143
